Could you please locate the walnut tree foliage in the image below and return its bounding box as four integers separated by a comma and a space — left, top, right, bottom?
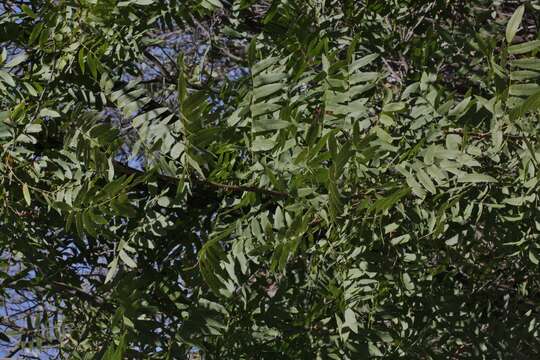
1, 0, 540, 358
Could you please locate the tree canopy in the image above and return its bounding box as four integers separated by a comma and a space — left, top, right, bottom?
1, 0, 540, 358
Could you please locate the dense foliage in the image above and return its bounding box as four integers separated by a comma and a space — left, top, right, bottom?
1, 0, 540, 358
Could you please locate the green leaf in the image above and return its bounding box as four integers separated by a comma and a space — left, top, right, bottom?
446, 134, 461, 151
253, 73, 287, 87
274, 207, 285, 229
29, 23, 43, 45
252, 137, 275, 151
416, 168, 436, 194
132, 107, 169, 127
508, 40, 540, 54
457, 173, 497, 183
102, 333, 127, 360
510, 70, 540, 81
4, 2, 540, 356
511, 90, 540, 119
253, 83, 283, 100
78, 47, 85, 74
39, 108, 61, 118
344, 308, 358, 334
111, 193, 138, 218
529, 251, 539, 265
5, 53, 28, 68
512, 58, 540, 71
252, 118, 291, 132
252, 57, 279, 76
105, 258, 118, 283
368, 342, 384, 357
177, 53, 188, 108
25, 123, 42, 134
349, 53, 378, 72
170, 143, 184, 159
87, 53, 98, 78
384, 222, 399, 234
445, 234, 459, 246
22, 184, 31, 206
503, 197, 525, 206
0, 70, 15, 87
506, 5, 525, 43
21, 5, 37, 18
382, 102, 406, 113
448, 97, 471, 116
119, 250, 137, 268
402, 273, 414, 291
250, 102, 281, 117
509, 84, 540, 96
202, 0, 223, 9
82, 210, 98, 238
186, 154, 205, 178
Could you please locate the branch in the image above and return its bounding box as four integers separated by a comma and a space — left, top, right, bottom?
48, 281, 114, 311
112, 160, 289, 198
205, 179, 288, 198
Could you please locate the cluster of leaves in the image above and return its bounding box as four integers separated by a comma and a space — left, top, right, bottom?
1, 0, 540, 359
